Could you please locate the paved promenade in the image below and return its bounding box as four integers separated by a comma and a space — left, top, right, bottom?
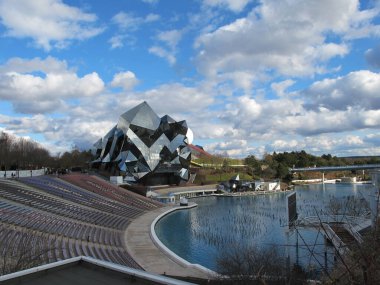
124, 205, 214, 279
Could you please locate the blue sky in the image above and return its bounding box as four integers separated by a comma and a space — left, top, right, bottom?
1, 0, 380, 158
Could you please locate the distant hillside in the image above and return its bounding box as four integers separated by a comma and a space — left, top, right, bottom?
339, 155, 380, 160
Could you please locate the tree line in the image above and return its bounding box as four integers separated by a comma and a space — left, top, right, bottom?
0, 131, 92, 171
245, 150, 380, 181
2, 129, 379, 179
194, 150, 380, 183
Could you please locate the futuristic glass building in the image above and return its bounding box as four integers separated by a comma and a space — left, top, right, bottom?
92, 102, 192, 185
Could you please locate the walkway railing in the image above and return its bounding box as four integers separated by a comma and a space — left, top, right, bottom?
0, 168, 47, 178
296, 214, 371, 255
322, 223, 349, 256
296, 214, 371, 229
290, 164, 380, 172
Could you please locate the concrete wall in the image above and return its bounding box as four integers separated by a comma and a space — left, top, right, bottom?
0, 168, 46, 178
341, 177, 357, 183
255, 181, 281, 191
110, 176, 123, 184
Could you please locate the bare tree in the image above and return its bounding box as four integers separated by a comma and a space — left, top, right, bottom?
0, 230, 54, 276
323, 215, 380, 284
295, 194, 379, 285
0, 131, 54, 171
326, 196, 371, 218
0, 132, 13, 171
216, 244, 310, 284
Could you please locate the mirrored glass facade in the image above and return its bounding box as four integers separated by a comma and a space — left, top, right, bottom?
91, 102, 192, 185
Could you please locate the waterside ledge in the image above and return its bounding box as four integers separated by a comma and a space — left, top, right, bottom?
124, 203, 215, 279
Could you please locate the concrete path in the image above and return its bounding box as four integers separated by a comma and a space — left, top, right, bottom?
124, 205, 214, 279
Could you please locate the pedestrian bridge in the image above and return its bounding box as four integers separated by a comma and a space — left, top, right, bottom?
290, 164, 380, 173
296, 215, 372, 255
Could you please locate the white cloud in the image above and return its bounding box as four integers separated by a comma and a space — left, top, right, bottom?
217, 74, 380, 141
266, 135, 365, 156
205, 139, 251, 157
1, 64, 379, 158
203, 0, 252, 12
157, 30, 182, 50
218, 71, 256, 92
0, 0, 104, 51
64, 81, 215, 144
220, 95, 303, 136
343, 4, 380, 39
110, 71, 139, 91
11, 99, 67, 114
110, 11, 160, 49
112, 12, 142, 31
304, 70, 380, 111
204, 131, 380, 158
110, 12, 160, 31
108, 35, 126, 49
0, 56, 68, 73
149, 29, 183, 65
141, 0, 159, 4
53, 118, 115, 150
0, 79, 217, 154
1, 71, 104, 99
132, 83, 213, 115
271, 79, 295, 97
365, 133, 380, 145
145, 13, 160, 22
149, 46, 176, 65
0, 112, 115, 154
0, 57, 104, 113
1, 0, 379, 160
195, 0, 378, 79
271, 139, 300, 150
0, 114, 55, 134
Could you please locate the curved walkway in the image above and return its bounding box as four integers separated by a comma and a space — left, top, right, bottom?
124, 204, 214, 279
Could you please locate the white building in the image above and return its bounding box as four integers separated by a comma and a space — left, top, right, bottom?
254, 180, 281, 191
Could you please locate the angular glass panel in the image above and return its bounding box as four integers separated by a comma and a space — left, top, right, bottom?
91, 101, 192, 185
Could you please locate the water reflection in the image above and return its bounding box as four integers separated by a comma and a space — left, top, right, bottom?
155, 183, 375, 272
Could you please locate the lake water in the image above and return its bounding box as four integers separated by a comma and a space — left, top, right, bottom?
155, 183, 376, 273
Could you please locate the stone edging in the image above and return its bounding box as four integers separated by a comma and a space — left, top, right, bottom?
150, 203, 217, 277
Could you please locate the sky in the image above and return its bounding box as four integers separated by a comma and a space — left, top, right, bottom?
0, 0, 380, 158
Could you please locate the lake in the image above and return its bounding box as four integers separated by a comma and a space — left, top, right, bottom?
155, 183, 376, 273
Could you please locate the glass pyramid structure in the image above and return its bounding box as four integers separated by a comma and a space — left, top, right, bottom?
91, 102, 192, 185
